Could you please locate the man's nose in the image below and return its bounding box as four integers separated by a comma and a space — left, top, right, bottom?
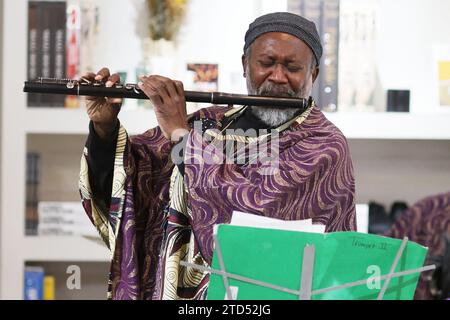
267, 63, 288, 84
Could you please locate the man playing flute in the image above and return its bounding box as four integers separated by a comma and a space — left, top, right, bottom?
79, 12, 356, 300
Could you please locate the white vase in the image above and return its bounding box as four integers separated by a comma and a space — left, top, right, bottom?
141, 38, 176, 76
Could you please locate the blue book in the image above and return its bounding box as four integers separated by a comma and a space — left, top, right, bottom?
24, 266, 45, 300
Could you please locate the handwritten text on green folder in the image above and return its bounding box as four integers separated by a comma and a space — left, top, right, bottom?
207, 225, 427, 300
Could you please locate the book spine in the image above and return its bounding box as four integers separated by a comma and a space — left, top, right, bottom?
51, 1, 67, 107
320, 0, 340, 112
65, 2, 81, 108
27, 1, 42, 107
43, 276, 56, 300
295, 0, 323, 107
79, 1, 99, 73
40, 2, 53, 107
24, 266, 44, 300
287, 0, 340, 112
25, 152, 40, 236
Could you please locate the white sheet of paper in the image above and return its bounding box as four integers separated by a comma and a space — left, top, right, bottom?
229, 211, 326, 234
355, 204, 369, 233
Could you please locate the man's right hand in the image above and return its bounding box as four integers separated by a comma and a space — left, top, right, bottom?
82, 67, 122, 140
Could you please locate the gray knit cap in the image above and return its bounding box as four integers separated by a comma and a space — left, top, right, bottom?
244, 12, 322, 66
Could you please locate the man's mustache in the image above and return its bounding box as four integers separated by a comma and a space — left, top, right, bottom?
257, 83, 297, 97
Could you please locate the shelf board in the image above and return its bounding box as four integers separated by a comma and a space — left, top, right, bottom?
25, 108, 450, 140
25, 107, 158, 135
22, 236, 110, 262
324, 112, 450, 140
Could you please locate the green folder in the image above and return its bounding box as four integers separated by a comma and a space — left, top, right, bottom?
207, 225, 428, 300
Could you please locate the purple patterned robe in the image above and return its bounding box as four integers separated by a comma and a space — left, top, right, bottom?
79, 104, 356, 299
386, 192, 450, 300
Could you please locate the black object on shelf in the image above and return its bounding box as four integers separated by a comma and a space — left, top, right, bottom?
26, 152, 40, 236
389, 201, 408, 221
387, 89, 410, 112
368, 202, 392, 235
368, 201, 409, 235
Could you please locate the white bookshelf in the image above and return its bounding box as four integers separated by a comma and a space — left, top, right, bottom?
24, 108, 450, 139
1, 0, 29, 300
1, 0, 450, 300
325, 112, 450, 140
25, 107, 159, 135
22, 237, 109, 262
0, 0, 110, 300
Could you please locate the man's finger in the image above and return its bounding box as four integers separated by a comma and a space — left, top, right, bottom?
106, 73, 121, 87
148, 93, 163, 106
153, 76, 184, 101
140, 76, 170, 104
174, 80, 184, 97
80, 72, 96, 81
161, 78, 179, 101
106, 97, 123, 105
138, 79, 161, 105
153, 76, 174, 97
95, 67, 111, 82
146, 75, 173, 95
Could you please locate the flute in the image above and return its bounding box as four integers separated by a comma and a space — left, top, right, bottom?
23, 77, 310, 109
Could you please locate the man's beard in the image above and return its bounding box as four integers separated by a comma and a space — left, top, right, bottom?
246, 69, 310, 127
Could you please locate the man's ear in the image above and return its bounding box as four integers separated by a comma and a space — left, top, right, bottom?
312, 66, 320, 84
242, 54, 247, 77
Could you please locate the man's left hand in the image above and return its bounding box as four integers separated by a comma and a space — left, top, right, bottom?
138, 75, 190, 141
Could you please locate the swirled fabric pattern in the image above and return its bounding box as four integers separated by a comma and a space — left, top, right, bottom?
386, 192, 450, 300
79, 104, 356, 299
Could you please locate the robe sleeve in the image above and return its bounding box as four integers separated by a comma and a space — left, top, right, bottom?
78, 108, 202, 252
79, 119, 174, 251
385, 192, 450, 300
84, 120, 118, 214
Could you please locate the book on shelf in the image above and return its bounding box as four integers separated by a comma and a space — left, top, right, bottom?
25, 152, 40, 236
320, 0, 339, 112
24, 266, 44, 300
27, 1, 41, 107
27, 1, 99, 108
52, 1, 67, 107
40, 1, 53, 107
37, 201, 99, 237
66, 0, 101, 108
27, 1, 67, 108
43, 276, 56, 300
336, 1, 379, 112
65, 1, 81, 109
24, 267, 56, 300
288, 0, 340, 112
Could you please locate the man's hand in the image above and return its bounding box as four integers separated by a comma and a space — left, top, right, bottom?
82, 67, 122, 140
138, 75, 189, 141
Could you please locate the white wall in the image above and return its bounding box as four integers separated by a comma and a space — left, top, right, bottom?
349, 139, 450, 206
374, 0, 450, 113
0, 0, 3, 299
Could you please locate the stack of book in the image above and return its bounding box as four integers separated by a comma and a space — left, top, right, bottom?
25, 152, 40, 236
27, 0, 99, 108
37, 201, 98, 237
27, 1, 67, 107
24, 266, 55, 300
288, 0, 340, 112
